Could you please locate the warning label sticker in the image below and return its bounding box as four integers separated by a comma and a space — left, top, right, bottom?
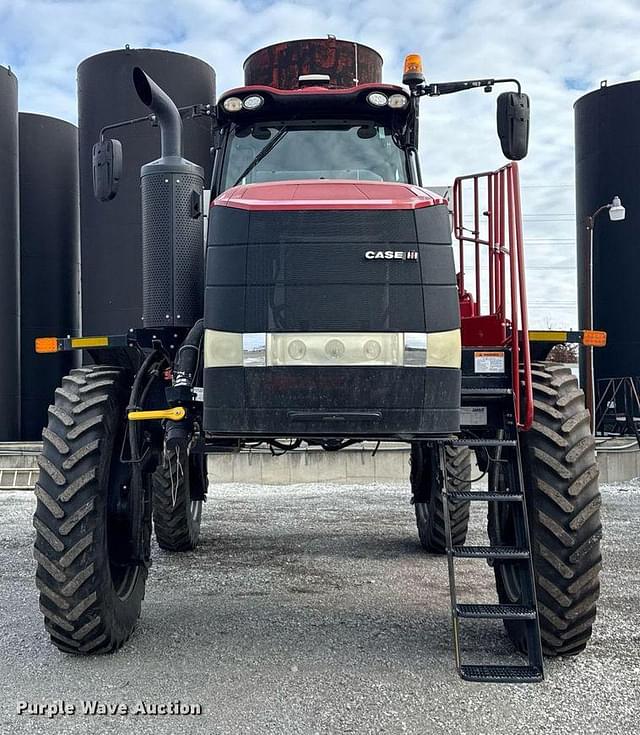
460, 406, 488, 426
474, 351, 505, 374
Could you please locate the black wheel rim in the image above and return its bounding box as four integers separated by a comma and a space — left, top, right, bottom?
106, 425, 140, 601
190, 500, 203, 524
495, 503, 522, 601
491, 465, 526, 603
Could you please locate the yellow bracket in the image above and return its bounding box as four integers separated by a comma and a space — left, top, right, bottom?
127, 407, 186, 422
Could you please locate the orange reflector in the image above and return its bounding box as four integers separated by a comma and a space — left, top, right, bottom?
35, 337, 59, 354
583, 330, 607, 347
403, 54, 423, 76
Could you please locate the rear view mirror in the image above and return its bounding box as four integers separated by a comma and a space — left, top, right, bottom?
92, 138, 122, 201
497, 92, 530, 161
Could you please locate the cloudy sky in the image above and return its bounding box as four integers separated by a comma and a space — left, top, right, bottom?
2, 0, 640, 328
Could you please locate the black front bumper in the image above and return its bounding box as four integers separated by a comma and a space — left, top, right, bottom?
203, 365, 460, 438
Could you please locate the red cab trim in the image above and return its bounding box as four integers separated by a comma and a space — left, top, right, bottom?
213, 179, 447, 212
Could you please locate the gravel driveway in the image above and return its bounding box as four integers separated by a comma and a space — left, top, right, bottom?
1, 480, 639, 734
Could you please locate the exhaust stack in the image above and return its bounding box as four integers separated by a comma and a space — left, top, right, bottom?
133, 67, 204, 329
133, 67, 183, 159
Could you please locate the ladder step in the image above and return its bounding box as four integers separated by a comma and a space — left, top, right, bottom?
445, 438, 517, 447
452, 545, 530, 560
448, 490, 523, 502
461, 388, 513, 395
459, 664, 543, 683
456, 603, 537, 620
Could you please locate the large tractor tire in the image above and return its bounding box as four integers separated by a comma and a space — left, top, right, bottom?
33, 365, 148, 654
152, 447, 205, 551
493, 362, 602, 656
410, 443, 472, 553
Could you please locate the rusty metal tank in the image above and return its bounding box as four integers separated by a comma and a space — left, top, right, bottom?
243, 38, 383, 90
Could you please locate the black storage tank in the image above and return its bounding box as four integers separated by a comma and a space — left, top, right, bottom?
575, 81, 640, 380
19, 113, 80, 440
78, 48, 215, 334
0, 65, 20, 441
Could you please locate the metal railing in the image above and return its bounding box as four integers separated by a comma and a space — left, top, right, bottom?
452, 162, 533, 430
0, 467, 37, 490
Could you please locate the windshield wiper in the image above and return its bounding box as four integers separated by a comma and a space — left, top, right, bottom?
232, 127, 289, 187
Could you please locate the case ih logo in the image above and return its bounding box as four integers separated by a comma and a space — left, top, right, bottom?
364, 250, 419, 261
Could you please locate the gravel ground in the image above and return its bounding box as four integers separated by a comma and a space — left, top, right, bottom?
0, 480, 639, 735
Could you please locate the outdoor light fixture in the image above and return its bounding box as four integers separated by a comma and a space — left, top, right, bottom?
366, 91, 388, 107
583, 194, 627, 431
608, 195, 625, 221
222, 96, 243, 112
242, 94, 264, 110
388, 93, 409, 109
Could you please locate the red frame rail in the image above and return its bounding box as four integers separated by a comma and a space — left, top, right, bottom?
452, 162, 533, 430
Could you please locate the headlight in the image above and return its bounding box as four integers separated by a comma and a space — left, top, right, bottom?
243, 94, 264, 110
426, 329, 461, 369
222, 96, 243, 113
388, 93, 409, 109
366, 92, 388, 107
204, 330, 242, 366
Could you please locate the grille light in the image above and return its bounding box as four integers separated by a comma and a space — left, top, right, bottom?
364, 340, 382, 360
288, 339, 307, 360
222, 96, 243, 112
325, 339, 346, 360
268, 333, 402, 367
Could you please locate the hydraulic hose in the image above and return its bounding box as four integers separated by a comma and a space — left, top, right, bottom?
173, 318, 204, 389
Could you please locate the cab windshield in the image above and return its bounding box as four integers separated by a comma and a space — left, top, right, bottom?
221, 122, 409, 190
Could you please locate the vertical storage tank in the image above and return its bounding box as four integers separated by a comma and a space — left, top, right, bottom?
0, 66, 20, 441
77, 48, 216, 334
575, 81, 640, 380
19, 113, 80, 440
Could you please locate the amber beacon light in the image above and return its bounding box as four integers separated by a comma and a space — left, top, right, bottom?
403, 54, 425, 86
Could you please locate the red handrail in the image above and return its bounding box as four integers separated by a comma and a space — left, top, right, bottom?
452, 162, 533, 430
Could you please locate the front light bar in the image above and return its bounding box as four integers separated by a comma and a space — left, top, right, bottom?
204, 329, 461, 369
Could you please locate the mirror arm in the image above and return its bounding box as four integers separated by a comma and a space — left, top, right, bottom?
99, 114, 154, 142
493, 78, 522, 94
416, 77, 522, 97
98, 103, 215, 142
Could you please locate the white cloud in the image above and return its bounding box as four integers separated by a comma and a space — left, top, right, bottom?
2, 0, 639, 328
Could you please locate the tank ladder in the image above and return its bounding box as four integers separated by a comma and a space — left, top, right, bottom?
439, 436, 544, 683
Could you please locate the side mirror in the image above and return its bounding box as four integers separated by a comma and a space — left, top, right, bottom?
497, 91, 530, 161
92, 138, 122, 201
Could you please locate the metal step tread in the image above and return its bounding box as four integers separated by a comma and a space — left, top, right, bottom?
452, 545, 530, 559
461, 387, 513, 395
460, 664, 543, 683
456, 603, 537, 620
448, 490, 523, 502
445, 438, 517, 447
